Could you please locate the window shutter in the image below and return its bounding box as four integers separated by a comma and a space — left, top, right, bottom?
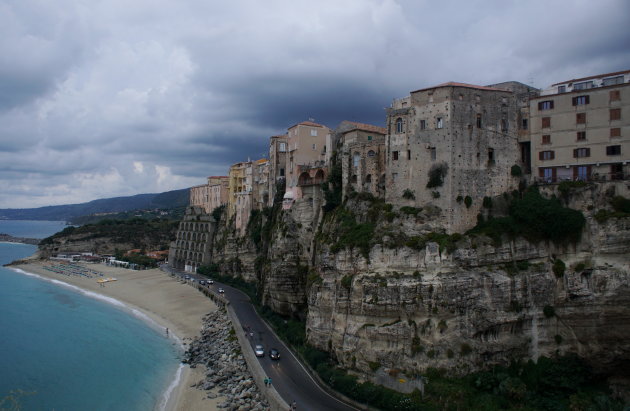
552, 168, 557, 180
550, 101, 554, 109
606, 146, 611, 155
572, 97, 577, 106
585, 95, 590, 104
573, 166, 578, 180
573, 149, 578, 158
539, 168, 544, 178
550, 151, 555, 160
586, 148, 590, 157
539, 151, 544, 160
538, 102, 543, 110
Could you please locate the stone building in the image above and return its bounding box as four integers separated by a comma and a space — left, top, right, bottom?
168, 206, 215, 273
207, 176, 229, 214
189, 183, 209, 211
283, 120, 331, 209
339, 121, 387, 198
528, 70, 630, 182
253, 159, 270, 210
228, 161, 253, 232
268, 135, 288, 206
385, 82, 525, 233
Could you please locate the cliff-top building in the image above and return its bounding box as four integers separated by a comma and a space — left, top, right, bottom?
529, 70, 630, 182
385, 82, 529, 233
339, 121, 387, 198
268, 135, 288, 206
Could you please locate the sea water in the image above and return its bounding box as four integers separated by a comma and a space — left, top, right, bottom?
0, 221, 182, 410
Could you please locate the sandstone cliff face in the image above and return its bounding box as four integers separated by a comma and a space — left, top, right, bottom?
306, 183, 630, 381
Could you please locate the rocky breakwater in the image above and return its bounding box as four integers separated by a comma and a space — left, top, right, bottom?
0, 233, 40, 245
183, 309, 269, 410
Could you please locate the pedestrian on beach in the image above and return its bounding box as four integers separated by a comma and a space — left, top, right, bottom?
263, 377, 269, 386
165, 328, 169, 336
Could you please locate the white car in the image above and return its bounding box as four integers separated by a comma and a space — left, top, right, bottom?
208, 280, 214, 284
254, 345, 264, 357
218, 288, 225, 294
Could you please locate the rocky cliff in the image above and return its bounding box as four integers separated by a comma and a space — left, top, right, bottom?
206, 181, 630, 390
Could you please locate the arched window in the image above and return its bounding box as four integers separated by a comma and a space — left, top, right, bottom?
366, 174, 372, 183
396, 118, 404, 133
367, 150, 376, 157
353, 152, 360, 167
351, 175, 358, 184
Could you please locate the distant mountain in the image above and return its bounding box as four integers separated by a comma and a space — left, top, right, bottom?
0, 188, 190, 222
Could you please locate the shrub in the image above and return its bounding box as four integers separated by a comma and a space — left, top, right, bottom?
543, 305, 555, 318
460, 343, 472, 356
611, 196, 630, 213
427, 163, 448, 188
555, 334, 563, 344
483, 196, 493, 208
447, 349, 454, 359
400, 206, 422, 216
511, 164, 522, 177
402, 189, 415, 200
456, 195, 463, 203
368, 361, 381, 372
432, 191, 440, 199
552, 259, 566, 278
464, 196, 473, 208
341, 274, 353, 289
574, 263, 586, 272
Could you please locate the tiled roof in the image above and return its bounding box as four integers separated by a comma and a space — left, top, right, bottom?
551, 69, 630, 86
270, 135, 287, 139
289, 120, 326, 129
412, 82, 508, 93
342, 121, 387, 135
208, 176, 228, 179
255, 158, 268, 164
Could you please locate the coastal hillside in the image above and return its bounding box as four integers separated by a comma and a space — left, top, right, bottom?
38, 218, 179, 257
0, 188, 190, 222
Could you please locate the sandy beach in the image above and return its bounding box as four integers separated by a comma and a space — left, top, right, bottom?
10, 259, 220, 411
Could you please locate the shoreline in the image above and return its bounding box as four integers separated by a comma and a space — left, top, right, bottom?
9, 259, 220, 411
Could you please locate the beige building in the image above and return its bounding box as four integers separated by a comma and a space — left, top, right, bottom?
228, 161, 252, 231
168, 206, 214, 273
283, 120, 331, 209
253, 159, 270, 210
207, 176, 229, 213
268, 135, 288, 206
339, 121, 387, 198
189, 183, 209, 210
385, 82, 527, 233
529, 70, 630, 182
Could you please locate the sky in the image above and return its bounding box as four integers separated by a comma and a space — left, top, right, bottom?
1, 0, 629, 208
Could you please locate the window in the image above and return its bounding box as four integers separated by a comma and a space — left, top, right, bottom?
407, 150, 411, 160
488, 148, 495, 163
420, 120, 426, 130
606, 145, 621, 156
501, 118, 508, 132
367, 135, 372, 141
576, 131, 586, 141
576, 113, 586, 124
539, 151, 555, 160
396, 118, 404, 133
367, 150, 376, 157
392, 151, 399, 160
476, 114, 482, 128
312, 144, 317, 150
572, 95, 590, 106
573, 81, 593, 90
310, 129, 318, 136
540, 167, 555, 183
542, 135, 551, 144
353, 153, 360, 167
436, 117, 443, 129
366, 174, 372, 183
611, 128, 621, 137
522, 118, 528, 130
542, 117, 551, 128
430, 147, 436, 161
558, 85, 566, 93
611, 163, 623, 180
538, 100, 554, 110
279, 142, 286, 152
610, 108, 621, 121
351, 175, 357, 183
576, 166, 589, 181
392, 172, 398, 181
603, 75, 624, 86
280, 168, 285, 177
573, 148, 590, 158
610, 90, 621, 101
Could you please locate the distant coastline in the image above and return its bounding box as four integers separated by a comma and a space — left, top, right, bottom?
0, 233, 40, 245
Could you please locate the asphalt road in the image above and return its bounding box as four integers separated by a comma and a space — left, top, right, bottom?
164, 267, 359, 411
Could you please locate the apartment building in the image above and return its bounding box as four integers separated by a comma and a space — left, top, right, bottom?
207, 176, 229, 213
339, 121, 387, 198
385, 82, 525, 233
227, 161, 253, 232
530, 70, 630, 182
189, 183, 209, 211
283, 120, 331, 209
253, 159, 270, 210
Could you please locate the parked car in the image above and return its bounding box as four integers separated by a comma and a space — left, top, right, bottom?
254, 345, 265, 357
218, 288, 225, 294
269, 348, 280, 360
208, 280, 214, 284
199, 280, 206, 285
184, 275, 190, 280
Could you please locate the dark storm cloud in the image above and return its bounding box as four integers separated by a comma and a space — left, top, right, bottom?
1, 0, 629, 208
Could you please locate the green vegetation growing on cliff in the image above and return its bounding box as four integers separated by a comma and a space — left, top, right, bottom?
321, 152, 343, 212
328, 208, 375, 259
468, 188, 585, 245
595, 195, 630, 223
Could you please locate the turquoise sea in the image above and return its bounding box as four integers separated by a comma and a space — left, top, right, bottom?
0, 221, 182, 410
